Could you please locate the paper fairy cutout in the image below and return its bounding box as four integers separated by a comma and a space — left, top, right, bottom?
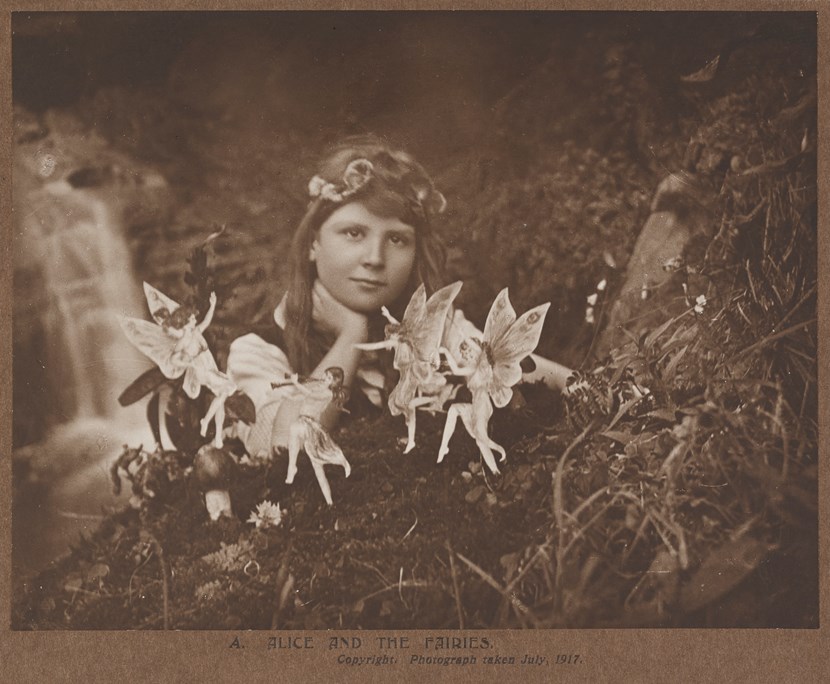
356, 281, 462, 453
438, 288, 550, 475
118, 283, 237, 448
282, 367, 351, 506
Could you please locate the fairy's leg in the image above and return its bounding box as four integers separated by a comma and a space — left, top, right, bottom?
456, 406, 500, 475
403, 407, 417, 454
403, 395, 437, 453
286, 421, 305, 484
310, 460, 333, 506
491, 439, 507, 462
212, 396, 227, 449
476, 441, 501, 475
200, 399, 219, 437
438, 403, 466, 463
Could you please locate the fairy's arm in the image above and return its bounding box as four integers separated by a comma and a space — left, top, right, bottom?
285, 373, 315, 396
438, 347, 475, 377
446, 307, 573, 391
354, 339, 397, 351
197, 292, 218, 333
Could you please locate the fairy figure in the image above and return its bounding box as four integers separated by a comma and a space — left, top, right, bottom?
281, 367, 351, 506
118, 283, 238, 448
355, 281, 462, 453
437, 289, 550, 475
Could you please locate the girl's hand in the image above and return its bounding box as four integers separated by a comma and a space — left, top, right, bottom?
312, 280, 369, 342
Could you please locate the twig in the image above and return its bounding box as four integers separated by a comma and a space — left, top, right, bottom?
446, 540, 465, 629
143, 532, 170, 630
353, 558, 390, 585
553, 426, 591, 530
733, 318, 817, 360
401, 511, 419, 542
271, 558, 295, 630
128, 550, 156, 605
56, 510, 106, 521
562, 494, 622, 559
354, 580, 439, 605
455, 552, 538, 627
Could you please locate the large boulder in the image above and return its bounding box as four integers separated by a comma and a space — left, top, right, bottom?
596, 171, 715, 357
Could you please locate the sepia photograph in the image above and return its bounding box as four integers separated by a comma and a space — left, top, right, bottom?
7, 6, 820, 641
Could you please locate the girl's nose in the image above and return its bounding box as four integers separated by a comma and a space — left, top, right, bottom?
361, 236, 385, 269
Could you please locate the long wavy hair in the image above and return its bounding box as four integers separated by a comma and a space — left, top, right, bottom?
283, 135, 448, 379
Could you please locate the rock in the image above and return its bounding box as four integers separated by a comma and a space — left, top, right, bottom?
596, 171, 715, 358
465, 485, 486, 504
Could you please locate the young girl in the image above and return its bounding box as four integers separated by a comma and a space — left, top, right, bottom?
226, 135, 572, 458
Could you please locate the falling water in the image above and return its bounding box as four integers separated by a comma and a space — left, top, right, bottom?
14, 175, 156, 583
29, 178, 151, 418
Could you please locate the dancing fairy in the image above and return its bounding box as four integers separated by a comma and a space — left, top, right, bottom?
355, 281, 462, 453
118, 283, 238, 448
438, 289, 550, 475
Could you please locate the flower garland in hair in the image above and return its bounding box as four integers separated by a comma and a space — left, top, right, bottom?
308, 158, 447, 217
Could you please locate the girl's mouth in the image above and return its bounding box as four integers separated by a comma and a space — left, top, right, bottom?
351, 278, 387, 289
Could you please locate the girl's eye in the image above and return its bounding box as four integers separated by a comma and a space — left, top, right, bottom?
389, 233, 412, 247
343, 227, 364, 239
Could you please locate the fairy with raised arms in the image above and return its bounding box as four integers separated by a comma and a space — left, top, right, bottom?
438, 288, 551, 475
355, 281, 462, 453
118, 283, 238, 448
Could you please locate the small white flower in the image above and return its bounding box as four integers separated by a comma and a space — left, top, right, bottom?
308, 175, 327, 197
596, 279, 607, 292
587, 292, 598, 306
694, 294, 707, 314
247, 500, 284, 529
585, 307, 595, 324
640, 283, 650, 300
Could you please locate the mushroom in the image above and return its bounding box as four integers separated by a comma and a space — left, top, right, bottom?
193, 445, 235, 521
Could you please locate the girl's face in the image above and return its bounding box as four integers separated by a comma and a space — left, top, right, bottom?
311, 201, 417, 314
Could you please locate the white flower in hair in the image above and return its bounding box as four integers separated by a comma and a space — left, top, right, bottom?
307, 157, 447, 216
309, 159, 375, 204
342, 159, 374, 195
308, 175, 329, 198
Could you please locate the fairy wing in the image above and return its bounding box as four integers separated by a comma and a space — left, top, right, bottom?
118, 315, 186, 379
408, 281, 462, 362
399, 283, 427, 330
483, 288, 517, 349
483, 291, 550, 408
143, 282, 181, 325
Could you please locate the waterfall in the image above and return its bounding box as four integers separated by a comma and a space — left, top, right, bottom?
14, 173, 157, 581
24, 178, 151, 420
